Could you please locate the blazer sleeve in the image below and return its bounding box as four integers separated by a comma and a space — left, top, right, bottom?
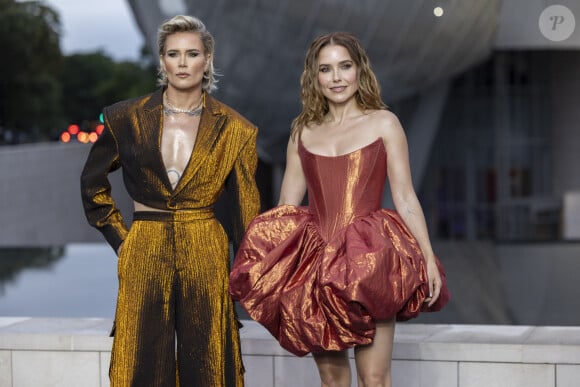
226, 127, 261, 253
80, 109, 129, 252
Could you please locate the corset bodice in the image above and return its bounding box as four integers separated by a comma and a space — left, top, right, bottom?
298, 138, 386, 240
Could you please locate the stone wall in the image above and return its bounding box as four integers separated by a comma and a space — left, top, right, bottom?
1, 318, 579, 387
0, 143, 132, 246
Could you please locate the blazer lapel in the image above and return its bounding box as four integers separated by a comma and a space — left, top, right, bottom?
172, 94, 225, 196
140, 88, 174, 192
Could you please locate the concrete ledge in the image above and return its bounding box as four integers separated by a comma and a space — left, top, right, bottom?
1, 318, 580, 387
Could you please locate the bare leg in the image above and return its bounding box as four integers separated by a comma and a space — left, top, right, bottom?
313, 350, 352, 387
354, 319, 395, 387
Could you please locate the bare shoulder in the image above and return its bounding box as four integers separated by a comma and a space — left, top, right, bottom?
367, 109, 404, 139
371, 109, 401, 127
286, 132, 299, 150
295, 123, 319, 145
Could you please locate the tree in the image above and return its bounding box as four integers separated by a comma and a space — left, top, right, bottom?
60, 51, 156, 128
0, 1, 156, 143
0, 0, 64, 142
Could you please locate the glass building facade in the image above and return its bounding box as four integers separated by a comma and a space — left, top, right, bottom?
420, 51, 558, 241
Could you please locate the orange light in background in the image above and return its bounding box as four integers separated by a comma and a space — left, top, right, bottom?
88, 132, 99, 143
95, 124, 105, 135
77, 131, 89, 143
68, 124, 80, 135
60, 132, 71, 143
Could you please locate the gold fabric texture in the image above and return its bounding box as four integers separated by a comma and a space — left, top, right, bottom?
230, 138, 450, 357
81, 88, 260, 386
80, 88, 260, 253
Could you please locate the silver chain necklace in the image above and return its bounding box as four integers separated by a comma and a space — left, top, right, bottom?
163, 94, 203, 116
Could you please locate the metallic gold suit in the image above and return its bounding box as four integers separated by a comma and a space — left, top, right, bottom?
80, 87, 260, 386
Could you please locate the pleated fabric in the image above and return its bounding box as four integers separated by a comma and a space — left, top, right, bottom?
230, 139, 450, 357
110, 210, 244, 387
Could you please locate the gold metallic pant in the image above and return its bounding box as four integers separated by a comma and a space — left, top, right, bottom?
110, 210, 244, 387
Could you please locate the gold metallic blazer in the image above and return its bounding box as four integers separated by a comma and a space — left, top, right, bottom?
80, 88, 260, 252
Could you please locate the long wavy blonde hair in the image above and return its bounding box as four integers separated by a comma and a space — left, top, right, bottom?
291, 32, 387, 140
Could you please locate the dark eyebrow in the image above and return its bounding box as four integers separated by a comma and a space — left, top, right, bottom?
166, 48, 201, 53
318, 60, 353, 67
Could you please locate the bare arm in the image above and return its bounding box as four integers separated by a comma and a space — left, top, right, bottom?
277, 136, 307, 206
381, 112, 442, 305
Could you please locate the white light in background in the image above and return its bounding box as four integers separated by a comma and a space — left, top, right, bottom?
434, 7, 444, 17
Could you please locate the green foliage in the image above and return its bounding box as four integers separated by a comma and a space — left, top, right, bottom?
0, 0, 64, 141
0, 0, 156, 143
61, 52, 156, 125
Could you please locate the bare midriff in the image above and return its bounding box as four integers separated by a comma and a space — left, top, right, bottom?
134, 202, 172, 212
132, 102, 201, 213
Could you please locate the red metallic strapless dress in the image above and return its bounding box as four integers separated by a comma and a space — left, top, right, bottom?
229, 138, 450, 356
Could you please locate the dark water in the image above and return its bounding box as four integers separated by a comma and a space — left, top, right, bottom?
2, 242, 579, 325
0, 244, 250, 320
0, 244, 118, 318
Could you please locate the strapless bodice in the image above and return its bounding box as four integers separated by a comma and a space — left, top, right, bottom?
298, 138, 386, 240
230, 136, 450, 357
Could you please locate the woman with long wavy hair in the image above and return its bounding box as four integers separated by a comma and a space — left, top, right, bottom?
230, 32, 449, 387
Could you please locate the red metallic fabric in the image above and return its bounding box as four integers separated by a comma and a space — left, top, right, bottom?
230, 138, 449, 357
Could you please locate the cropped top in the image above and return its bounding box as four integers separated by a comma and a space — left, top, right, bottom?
80, 88, 260, 251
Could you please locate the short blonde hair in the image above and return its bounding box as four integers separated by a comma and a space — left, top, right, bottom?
157, 15, 218, 93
